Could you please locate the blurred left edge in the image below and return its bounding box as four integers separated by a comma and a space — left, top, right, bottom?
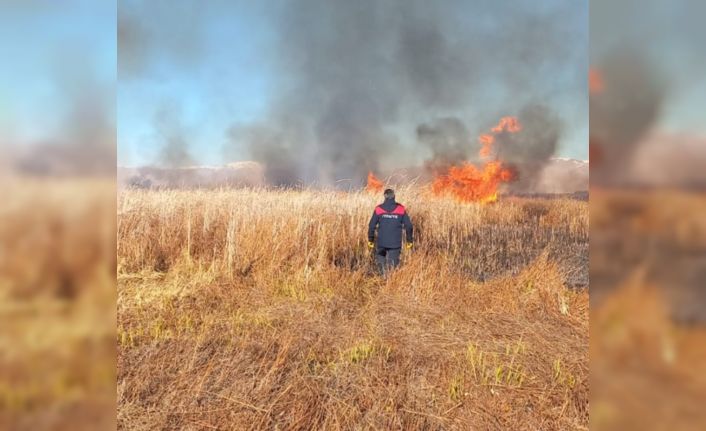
0, 1, 116, 430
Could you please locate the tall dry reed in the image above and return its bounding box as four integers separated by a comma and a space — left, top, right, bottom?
118, 186, 588, 430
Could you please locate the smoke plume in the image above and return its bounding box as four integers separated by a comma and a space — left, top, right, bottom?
230, 0, 583, 186
118, 0, 205, 80
153, 104, 195, 168
117, 1, 586, 186
590, 0, 706, 186
416, 117, 472, 173
14, 63, 115, 177
497, 105, 562, 192
589, 50, 665, 185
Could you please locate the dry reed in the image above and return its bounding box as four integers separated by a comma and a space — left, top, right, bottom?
118, 186, 588, 430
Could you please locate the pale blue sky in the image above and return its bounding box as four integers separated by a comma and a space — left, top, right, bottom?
0, 1, 115, 144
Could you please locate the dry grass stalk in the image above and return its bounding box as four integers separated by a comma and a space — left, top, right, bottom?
118, 186, 588, 430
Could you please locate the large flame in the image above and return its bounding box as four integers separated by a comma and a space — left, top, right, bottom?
432, 116, 521, 203
366, 171, 384, 193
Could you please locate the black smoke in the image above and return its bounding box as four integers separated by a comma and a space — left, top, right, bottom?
153, 103, 195, 168
589, 50, 665, 186
231, 0, 583, 186
416, 117, 472, 173
118, 0, 586, 186
119, 0, 206, 169
497, 105, 562, 192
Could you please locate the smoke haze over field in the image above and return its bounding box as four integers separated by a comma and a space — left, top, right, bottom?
118, 0, 205, 80
233, 0, 582, 185
152, 103, 196, 168
118, 0, 587, 186
496, 105, 562, 192
1, 2, 116, 177
590, 0, 706, 186
416, 117, 473, 172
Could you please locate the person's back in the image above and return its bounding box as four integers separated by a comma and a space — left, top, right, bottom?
368, 189, 413, 274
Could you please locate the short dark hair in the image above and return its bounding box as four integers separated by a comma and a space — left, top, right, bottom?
384, 188, 395, 199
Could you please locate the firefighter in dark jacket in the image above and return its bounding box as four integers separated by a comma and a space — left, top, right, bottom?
368, 188, 413, 274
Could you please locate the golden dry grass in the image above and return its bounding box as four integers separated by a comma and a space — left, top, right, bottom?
0, 178, 116, 431
117, 186, 588, 430
590, 189, 706, 431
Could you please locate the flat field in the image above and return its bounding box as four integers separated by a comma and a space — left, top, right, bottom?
0, 179, 116, 431
117, 187, 589, 430
589, 189, 706, 430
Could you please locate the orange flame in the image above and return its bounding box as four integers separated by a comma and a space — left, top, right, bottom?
432, 116, 521, 203
432, 161, 515, 203
589, 68, 604, 94
478, 134, 494, 158
491, 116, 521, 134
366, 171, 384, 193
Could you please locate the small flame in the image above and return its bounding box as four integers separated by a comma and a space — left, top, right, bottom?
491, 116, 522, 134
589, 68, 604, 94
366, 171, 384, 193
432, 116, 521, 203
478, 134, 494, 158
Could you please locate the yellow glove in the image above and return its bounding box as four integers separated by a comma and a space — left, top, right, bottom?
406, 242, 413, 250
368, 241, 375, 249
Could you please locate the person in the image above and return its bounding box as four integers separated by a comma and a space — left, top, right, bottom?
368, 188, 413, 274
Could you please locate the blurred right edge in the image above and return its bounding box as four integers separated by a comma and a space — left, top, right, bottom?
590, 1, 706, 430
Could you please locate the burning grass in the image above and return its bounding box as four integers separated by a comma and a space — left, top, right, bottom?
431, 116, 520, 203
366, 172, 384, 194
117, 186, 588, 430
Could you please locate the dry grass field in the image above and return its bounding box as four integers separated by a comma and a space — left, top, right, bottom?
590, 189, 706, 430
117, 187, 588, 430
5, 180, 704, 430
0, 178, 116, 431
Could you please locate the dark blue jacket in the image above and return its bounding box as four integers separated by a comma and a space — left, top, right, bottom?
368, 198, 413, 248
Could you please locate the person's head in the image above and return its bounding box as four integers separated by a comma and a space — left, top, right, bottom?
384, 188, 395, 200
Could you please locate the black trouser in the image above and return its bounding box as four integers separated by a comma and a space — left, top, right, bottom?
375, 246, 401, 275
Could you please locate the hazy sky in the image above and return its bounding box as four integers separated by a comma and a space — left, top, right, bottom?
117, 0, 589, 167
0, 1, 115, 145
117, 1, 275, 166
2, 1, 590, 167
591, 0, 706, 134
